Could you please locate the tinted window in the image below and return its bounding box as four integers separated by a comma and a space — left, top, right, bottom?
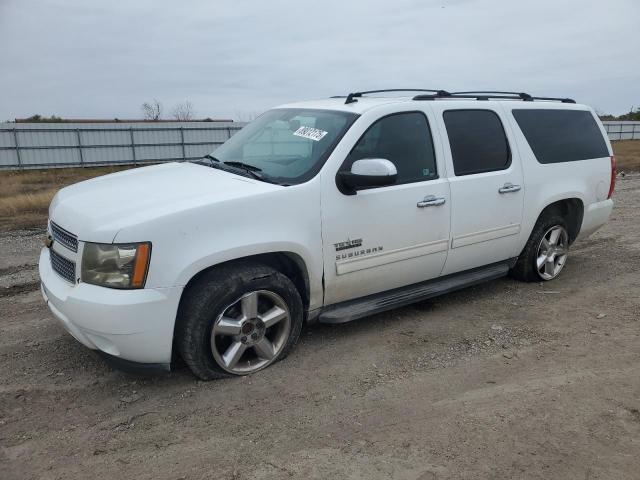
444, 110, 511, 176
512, 109, 609, 164
343, 112, 437, 184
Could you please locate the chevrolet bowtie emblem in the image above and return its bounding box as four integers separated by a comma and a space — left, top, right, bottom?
43, 235, 53, 248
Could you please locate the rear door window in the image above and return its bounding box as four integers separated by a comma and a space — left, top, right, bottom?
512, 109, 609, 164
443, 110, 511, 176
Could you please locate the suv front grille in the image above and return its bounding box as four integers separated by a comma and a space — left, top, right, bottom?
50, 249, 76, 284
50, 221, 78, 252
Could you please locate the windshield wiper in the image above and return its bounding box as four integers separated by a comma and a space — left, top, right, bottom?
222, 161, 262, 172
222, 161, 285, 185
223, 161, 264, 181
192, 154, 221, 167
197, 157, 282, 185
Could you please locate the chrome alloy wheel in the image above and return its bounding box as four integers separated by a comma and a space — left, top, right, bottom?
536, 225, 569, 280
211, 290, 291, 375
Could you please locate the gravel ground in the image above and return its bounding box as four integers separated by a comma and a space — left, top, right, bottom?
0, 229, 42, 295
1, 176, 639, 480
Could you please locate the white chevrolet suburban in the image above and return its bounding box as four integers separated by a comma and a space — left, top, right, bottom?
39, 89, 616, 379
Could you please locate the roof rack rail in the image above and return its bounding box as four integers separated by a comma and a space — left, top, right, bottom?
453, 91, 534, 101
343, 89, 449, 105
413, 90, 575, 103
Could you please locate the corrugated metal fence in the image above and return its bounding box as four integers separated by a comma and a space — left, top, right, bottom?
0, 120, 637, 170
602, 121, 640, 141
0, 121, 245, 169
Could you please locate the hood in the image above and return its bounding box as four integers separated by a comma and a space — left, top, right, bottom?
49, 162, 280, 242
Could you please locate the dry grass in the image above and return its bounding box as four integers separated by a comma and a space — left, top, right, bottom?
612, 140, 640, 172
0, 191, 54, 215
0, 165, 135, 231
0, 141, 638, 231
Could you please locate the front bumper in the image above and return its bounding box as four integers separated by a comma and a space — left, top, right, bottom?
39, 248, 182, 366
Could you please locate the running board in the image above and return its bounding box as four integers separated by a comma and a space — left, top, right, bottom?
318, 261, 512, 324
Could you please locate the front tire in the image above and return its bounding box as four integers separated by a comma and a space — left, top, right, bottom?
511, 213, 569, 282
176, 263, 303, 380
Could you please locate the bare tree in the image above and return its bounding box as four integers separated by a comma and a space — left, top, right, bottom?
141, 99, 162, 120
171, 101, 194, 121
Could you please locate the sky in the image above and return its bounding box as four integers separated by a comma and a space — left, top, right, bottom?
1, 0, 638, 121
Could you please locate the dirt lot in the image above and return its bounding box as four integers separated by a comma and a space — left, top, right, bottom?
1, 177, 639, 480
614, 140, 640, 172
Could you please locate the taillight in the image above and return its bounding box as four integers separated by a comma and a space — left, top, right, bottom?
608, 155, 616, 199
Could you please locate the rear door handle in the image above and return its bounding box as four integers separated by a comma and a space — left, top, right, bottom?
499, 182, 521, 194
417, 195, 446, 208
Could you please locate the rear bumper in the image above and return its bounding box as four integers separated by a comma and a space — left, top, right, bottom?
96, 351, 171, 375
577, 199, 614, 241
39, 248, 182, 365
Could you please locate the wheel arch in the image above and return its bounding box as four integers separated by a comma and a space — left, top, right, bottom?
179, 251, 311, 312
512, 197, 582, 282
536, 197, 584, 244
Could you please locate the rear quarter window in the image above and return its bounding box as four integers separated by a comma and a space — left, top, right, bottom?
512, 109, 609, 164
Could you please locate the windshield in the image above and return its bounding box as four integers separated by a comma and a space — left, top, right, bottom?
206, 108, 358, 185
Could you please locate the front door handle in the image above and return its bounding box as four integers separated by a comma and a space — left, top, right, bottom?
417, 195, 446, 208
499, 182, 522, 194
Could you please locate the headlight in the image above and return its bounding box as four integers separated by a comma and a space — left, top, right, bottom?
81, 242, 151, 289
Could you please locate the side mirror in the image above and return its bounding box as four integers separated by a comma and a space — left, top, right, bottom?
336, 158, 398, 195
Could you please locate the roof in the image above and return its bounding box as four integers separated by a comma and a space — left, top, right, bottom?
276, 96, 411, 114
276, 90, 588, 115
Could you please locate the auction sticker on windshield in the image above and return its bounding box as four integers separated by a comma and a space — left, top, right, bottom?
293, 126, 328, 142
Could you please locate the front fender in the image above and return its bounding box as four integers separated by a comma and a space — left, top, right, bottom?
175, 241, 320, 309
113, 180, 324, 310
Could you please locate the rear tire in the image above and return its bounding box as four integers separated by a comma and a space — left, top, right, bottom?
511, 212, 569, 282
176, 263, 303, 380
